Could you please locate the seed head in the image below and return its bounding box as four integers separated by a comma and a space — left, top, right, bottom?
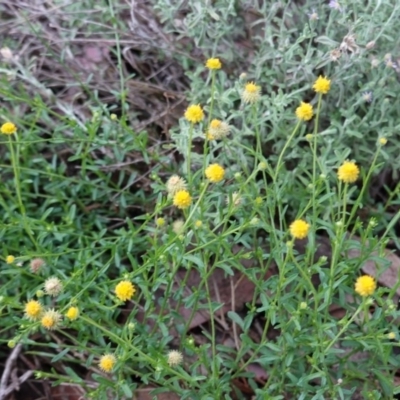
30, 258, 45, 273
167, 350, 183, 367
172, 219, 185, 234
44, 277, 63, 297
99, 354, 116, 373
41, 309, 62, 330
166, 175, 187, 197
241, 82, 261, 104
207, 119, 230, 140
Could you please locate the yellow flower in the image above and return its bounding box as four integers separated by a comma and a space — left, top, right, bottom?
296, 102, 314, 121
255, 196, 263, 205
337, 161, 359, 183
207, 119, 230, 140
388, 332, 396, 340
184, 104, 204, 123
1, 122, 17, 135
205, 163, 225, 183
289, 219, 310, 239
65, 306, 79, 321
241, 82, 261, 103
166, 175, 187, 197
206, 58, 222, 70
195, 220, 202, 228
24, 300, 43, 321
167, 350, 183, 366
115, 280, 136, 301
313, 75, 331, 94
173, 190, 192, 209
41, 309, 62, 330
355, 275, 376, 297
6, 255, 15, 264
99, 354, 116, 373
156, 217, 165, 227
379, 137, 387, 146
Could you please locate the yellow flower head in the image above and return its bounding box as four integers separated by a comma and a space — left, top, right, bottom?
206, 58, 222, 70
379, 137, 387, 146
6, 255, 15, 264
205, 163, 225, 183
99, 354, 116, 373
195, 220, 202, 228
65, 306, 79, 321
337, 161, 359, 183
313, 75, 331, 94
296, 102, 314, 121
289, 219, 310, 239
241, 82, 261, 104
207, 119, 230, 140
156, 217, 166, 227
115, 280, 136, 301
41, 309, 62, 330
355, 275, 376, 297
173, 190, 192, 209
44, 277, 63, 297
388, 332, 396, 340
255, 196, 263, 205
24, 300, 43, 321
184, 104, 204, 123
166, 175, 187, 197
1, 122, 17, 135
167, 350, 183, 366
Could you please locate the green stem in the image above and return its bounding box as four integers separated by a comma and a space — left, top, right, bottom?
274, 120, 301, 181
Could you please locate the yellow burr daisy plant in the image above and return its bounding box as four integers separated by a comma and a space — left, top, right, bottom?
289, 219, 310, 239
173, 190, 192, 209
241, 82, 261, 104
184, 104, 204, 123
65, 306, 79, 321
337, 160, 359, 183
313, 75, 331, 94
99, 353, 117, 373
296, 102, 314, 121
24, 300, 43, 321
1, 122, 17, 135
115, 280, 136, 301
355, 275, 376, 297
205, 163, 225, 183
206, 58, 222, 70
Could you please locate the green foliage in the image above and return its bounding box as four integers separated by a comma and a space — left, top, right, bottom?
1, 0, 400, 399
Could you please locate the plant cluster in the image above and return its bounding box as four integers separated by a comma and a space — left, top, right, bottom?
1, 0, 400, 399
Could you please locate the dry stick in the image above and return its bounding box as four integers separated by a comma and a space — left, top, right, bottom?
0, 343, 25, 400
